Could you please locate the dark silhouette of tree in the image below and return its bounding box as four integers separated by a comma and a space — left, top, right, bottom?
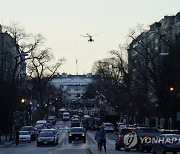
128, 24, 180, 127
27, 48, 65, 117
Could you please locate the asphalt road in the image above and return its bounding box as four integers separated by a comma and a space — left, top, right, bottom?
0, 120, 154, 154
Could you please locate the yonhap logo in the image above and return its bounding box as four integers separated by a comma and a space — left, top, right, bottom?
123, 132, 137, 149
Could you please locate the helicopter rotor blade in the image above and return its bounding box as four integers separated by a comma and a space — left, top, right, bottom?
81, 35, 89, 37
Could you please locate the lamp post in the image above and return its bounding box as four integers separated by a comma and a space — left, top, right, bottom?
29, 102, 32, 126
21, 98, 25, 124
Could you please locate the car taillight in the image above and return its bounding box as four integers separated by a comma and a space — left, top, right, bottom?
118, 135, 122, 140
144, 136, 148, 139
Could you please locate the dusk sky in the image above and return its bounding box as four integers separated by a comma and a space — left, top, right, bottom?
0, 0, 180, 74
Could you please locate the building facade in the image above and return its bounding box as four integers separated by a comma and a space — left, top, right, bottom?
128, 12, 180, 104
0, 24, 26, 83
49, 73, 94, 103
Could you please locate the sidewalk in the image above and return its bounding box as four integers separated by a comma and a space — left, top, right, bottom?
0, 135, 14, 148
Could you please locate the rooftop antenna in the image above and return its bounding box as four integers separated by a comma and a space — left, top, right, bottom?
76, 59, 78, 75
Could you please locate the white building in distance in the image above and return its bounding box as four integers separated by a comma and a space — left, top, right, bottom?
49, 73, 94, 102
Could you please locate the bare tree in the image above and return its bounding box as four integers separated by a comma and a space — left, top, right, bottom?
0, 22, 64, 138
128, 23, 180, 127
27, 48, 65, 114
91, 45, 133, 115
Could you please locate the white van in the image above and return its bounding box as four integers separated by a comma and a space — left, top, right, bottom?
63, 112, 70, 121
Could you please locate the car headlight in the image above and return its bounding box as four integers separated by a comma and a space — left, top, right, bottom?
82, 134, 85, 136
69, 134, 72, 136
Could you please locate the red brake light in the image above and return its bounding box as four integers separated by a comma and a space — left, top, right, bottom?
144, 136, 148, 139
118, 134, 122, 140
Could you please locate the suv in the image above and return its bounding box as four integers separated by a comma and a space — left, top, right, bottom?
133, 127, 160, 152
115, 127, 134, 150
68, 127, 86, 143
41, 128, 59, 145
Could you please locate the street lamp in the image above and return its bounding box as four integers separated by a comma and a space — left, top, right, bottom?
21, 98, 26, 125
21, 98, 25, 104
29, 102, 32, 126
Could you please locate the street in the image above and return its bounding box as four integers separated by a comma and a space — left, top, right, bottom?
0, 120, 154, 154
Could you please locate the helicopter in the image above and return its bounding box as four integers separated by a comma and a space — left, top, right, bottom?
81, 33, 96, 42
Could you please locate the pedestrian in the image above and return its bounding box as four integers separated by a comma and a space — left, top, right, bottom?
15, 130, 19, 146
95, 127, 101, 150
99, 127, 106, 152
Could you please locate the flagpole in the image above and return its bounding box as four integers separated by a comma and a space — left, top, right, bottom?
76, 59, 78, 75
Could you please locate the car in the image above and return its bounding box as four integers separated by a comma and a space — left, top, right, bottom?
71, 115, 80, 120
152, 134, 180, 154
36, 120, 47, 125
101, 122, 114, 133
47, 116, 56, 125
34, 124, 47, 134
133, 127, 161, 152
82, 117, 95, 130
71, 119, 81, 127
37, 131, 57, 146
19, 131, 31, 143
160, 129, 179, 134
68, 127, 86, 143
63, 112, 70, 121
116, 122, 125, 130
115, 127, 134, 150
20, 126, 37, 140
118, 124, 128, 132
41, 128, 59, 145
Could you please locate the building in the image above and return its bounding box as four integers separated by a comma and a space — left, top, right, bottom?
0, 24, 26, 83
49, 73, 94, 103
128, 12, 180, 104
128, 12, 180, 126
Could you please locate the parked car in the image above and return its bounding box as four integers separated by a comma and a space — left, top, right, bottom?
41, 128, 59, 145
19, 131, 31, 143
20, 126, 37, 140
115, 127, 134, 150
101, 122, 114, 133
68, 127, 86, 143
133, 127, 161, 152
37, 131, 57, 146
152, 134, 180, 154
